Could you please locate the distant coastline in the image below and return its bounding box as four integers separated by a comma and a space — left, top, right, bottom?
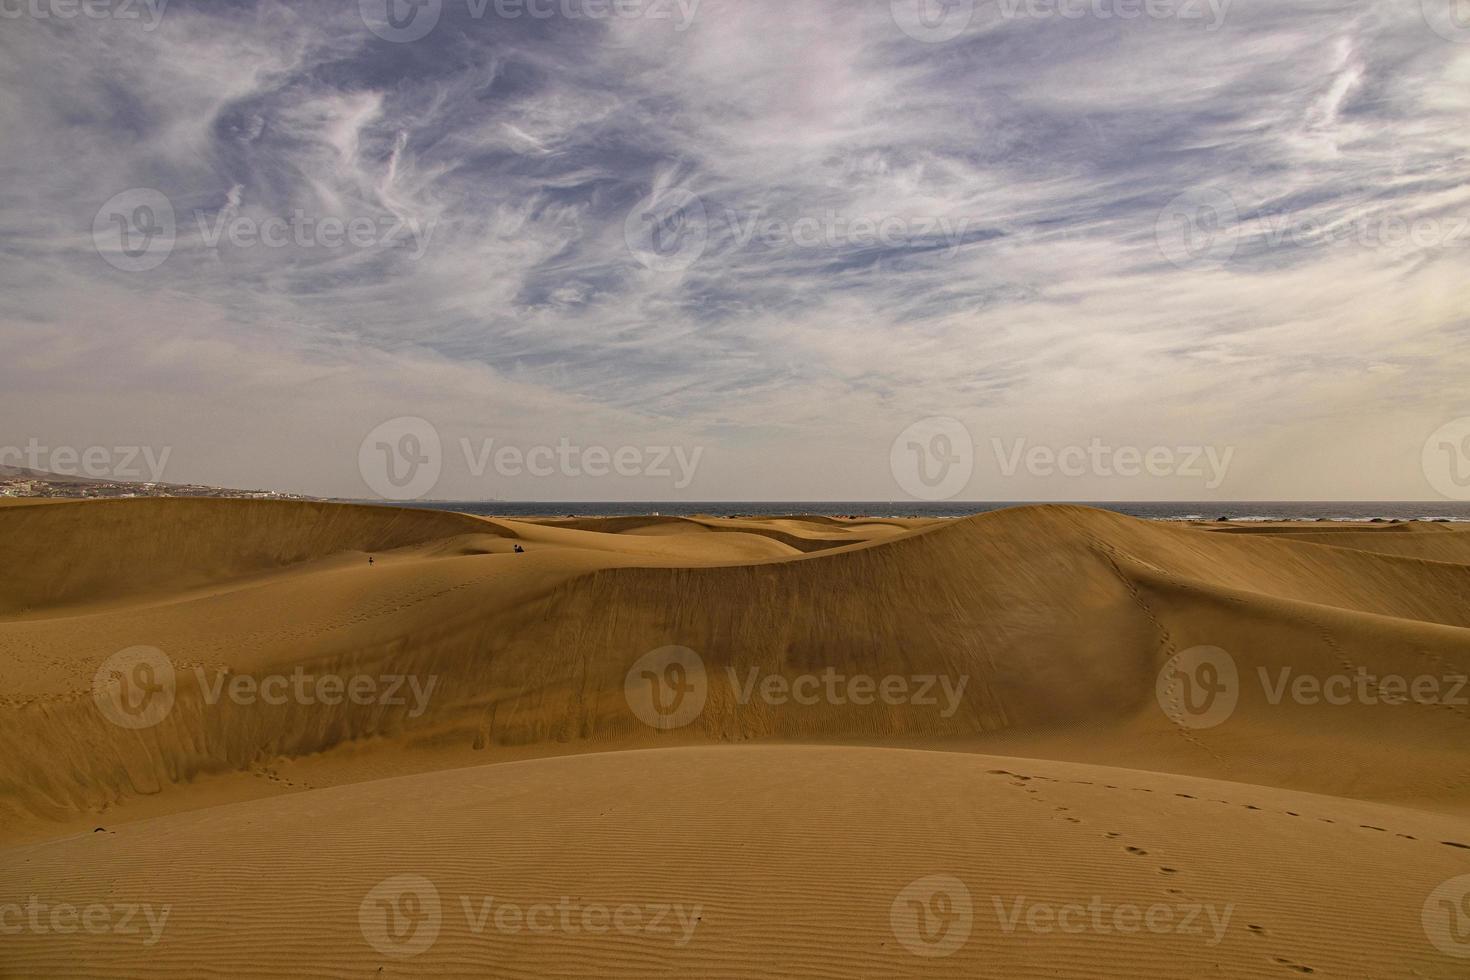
389, 500, 1470, 522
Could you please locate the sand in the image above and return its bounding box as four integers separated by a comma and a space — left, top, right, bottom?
2, 498, 1468, 977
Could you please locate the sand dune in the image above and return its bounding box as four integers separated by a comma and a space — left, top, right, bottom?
2, 499, 1468, 976
6, 746, 1470, 979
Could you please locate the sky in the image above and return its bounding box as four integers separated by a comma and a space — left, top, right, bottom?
2, 0, 1469, 502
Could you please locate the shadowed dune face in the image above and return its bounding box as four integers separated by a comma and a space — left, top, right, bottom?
2, 500, 1469, 976
1, 499, 1468, 828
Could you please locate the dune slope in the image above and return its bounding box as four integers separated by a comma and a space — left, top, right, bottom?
3, 746, 1468, 979
2, 500, 1468, 832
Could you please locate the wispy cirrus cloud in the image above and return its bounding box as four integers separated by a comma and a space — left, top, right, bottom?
1, 0, 1467, 500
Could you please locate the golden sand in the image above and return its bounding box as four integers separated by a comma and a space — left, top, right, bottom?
2, 498, 1467, 977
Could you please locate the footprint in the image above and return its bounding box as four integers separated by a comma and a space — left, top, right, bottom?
1272, 957, 1315, 974
1126, 846, 1149, 856
1159, 867, 1179, 875
1443, 841, 1470, 850
1247, 924, 1266, 936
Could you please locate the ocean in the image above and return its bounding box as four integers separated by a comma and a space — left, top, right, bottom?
394, 501, 1470, 522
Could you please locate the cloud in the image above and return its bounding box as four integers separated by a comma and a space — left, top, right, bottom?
0, 0, 1467, 500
